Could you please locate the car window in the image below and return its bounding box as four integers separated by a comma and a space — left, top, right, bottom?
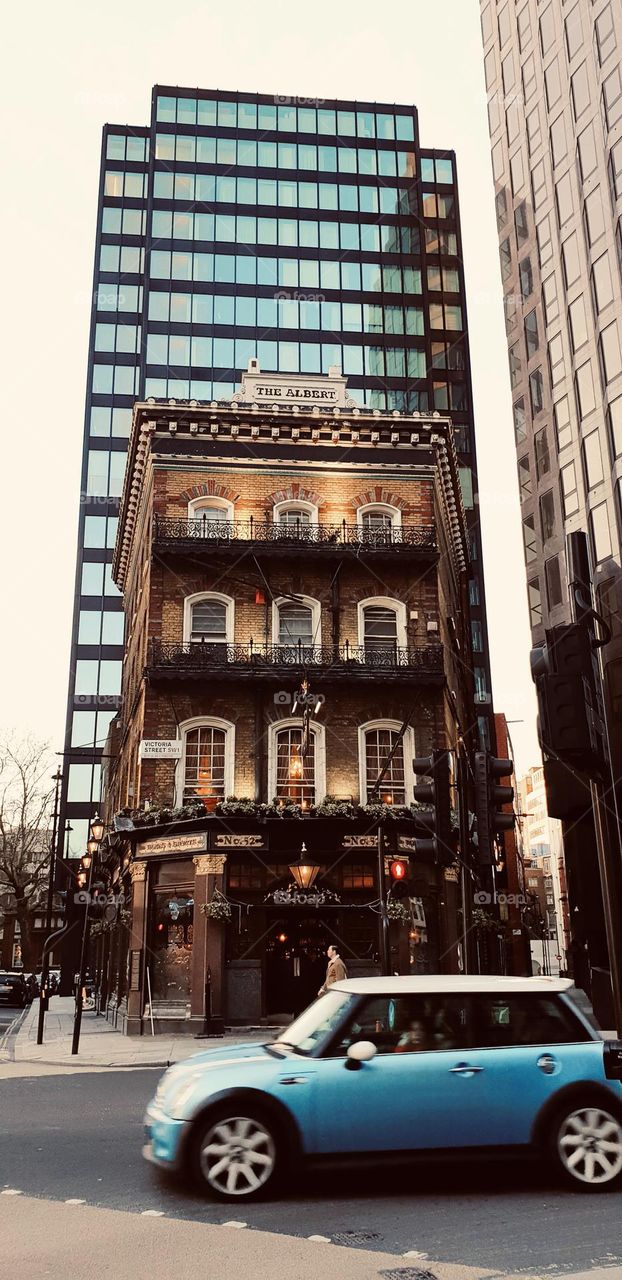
327, 994, 472, 1056
471, 994, 592, 1048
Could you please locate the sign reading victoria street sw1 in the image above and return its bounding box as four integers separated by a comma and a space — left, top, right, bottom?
139, 740, 182, 760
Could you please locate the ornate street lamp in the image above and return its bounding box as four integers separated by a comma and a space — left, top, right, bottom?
90, 813, 105, 843
289, 843, 320, 890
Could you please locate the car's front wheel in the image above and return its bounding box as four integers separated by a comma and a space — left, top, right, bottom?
190, 1106, 282, 1201
550, 1101, 622, 1190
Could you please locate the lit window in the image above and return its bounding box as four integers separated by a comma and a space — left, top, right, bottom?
273, 725, 317, 807
182, 724, 229, 806
363, 727, 407, 805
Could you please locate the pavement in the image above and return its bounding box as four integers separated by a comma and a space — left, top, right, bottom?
2, 997, 270, 1068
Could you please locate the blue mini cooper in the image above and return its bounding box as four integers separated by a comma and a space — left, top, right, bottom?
143, 976, 622, 1200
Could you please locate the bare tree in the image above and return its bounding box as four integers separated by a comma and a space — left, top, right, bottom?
0, 737, 56, 970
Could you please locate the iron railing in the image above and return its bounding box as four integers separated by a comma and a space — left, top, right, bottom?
148, 639, 444, 677
153, 515, 437, 552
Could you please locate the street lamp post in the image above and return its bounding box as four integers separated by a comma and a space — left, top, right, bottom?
36, 768, 63, 1046
71, 814, 104, 1056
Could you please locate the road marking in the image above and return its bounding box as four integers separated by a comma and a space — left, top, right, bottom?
64, 1198, 86, 1205
141, 1209, 164, 1217
1, 1189, 22, 1196
222, 1220, 247, 1228
308, 1234, 332, 1243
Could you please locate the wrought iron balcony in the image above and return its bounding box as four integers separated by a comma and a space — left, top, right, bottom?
153, 515, 437, 557
147, 639, 444, 684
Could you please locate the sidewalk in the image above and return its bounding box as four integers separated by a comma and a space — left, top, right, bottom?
4, 998, 272, 1069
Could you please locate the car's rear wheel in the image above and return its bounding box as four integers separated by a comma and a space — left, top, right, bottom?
550, 1101, 622, 1190
190, 1106, 282, 1201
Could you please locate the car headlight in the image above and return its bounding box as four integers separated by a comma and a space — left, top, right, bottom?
166, 1072, 203, 1117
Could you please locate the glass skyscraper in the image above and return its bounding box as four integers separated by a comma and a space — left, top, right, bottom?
61, 85, 492, 848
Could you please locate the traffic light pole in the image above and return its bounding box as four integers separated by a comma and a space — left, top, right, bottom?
567, 531, 622, 1036
377, 822, 391, 976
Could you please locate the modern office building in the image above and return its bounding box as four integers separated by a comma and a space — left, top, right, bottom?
480, 2, 622, 1012
61, 85, 494, 860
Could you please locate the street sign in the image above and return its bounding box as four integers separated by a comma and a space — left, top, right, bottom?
139, 739, 182, 759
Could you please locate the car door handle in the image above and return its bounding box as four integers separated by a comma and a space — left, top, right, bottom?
279, 1076, 309, 1085
449, 1063, 484, 1075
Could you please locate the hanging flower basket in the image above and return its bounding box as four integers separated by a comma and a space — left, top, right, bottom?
201, 889, 232, 923
386, 898, 411, 924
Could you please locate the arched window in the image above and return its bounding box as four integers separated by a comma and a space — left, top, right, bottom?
359, 720, 414, 805
269, 719, 326, 807
178, 717, 235, 807
273, 499, 317, 528
188, 496, 234, 537
183, 592, 234, 648
358, 597, 407, 661
357, 503, 401, 545
273, 596, 321, 660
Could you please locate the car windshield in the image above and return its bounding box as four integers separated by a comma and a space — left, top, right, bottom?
272, 990, 354, 1055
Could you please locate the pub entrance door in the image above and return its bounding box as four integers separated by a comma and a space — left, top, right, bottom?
265, 914, 329, 1017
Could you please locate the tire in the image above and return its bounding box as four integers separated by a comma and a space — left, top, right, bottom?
190, 1104, 283, 1202
549, 1099, 622, 1191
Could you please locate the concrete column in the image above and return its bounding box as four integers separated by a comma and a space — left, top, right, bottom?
191, 854, 227, 1025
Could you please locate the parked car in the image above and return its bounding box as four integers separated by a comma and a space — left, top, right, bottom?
144, 976, 622, 1201
0, 972, 28, 1008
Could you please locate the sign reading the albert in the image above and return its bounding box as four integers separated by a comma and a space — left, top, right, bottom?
136, 832, 208, 857
139, 739, 182, 760
238, 364, 350, 409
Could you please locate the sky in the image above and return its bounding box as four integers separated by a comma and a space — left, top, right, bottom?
0, 0, 540, 775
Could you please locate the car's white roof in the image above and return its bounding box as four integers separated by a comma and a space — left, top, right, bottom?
332, 976, 575, 995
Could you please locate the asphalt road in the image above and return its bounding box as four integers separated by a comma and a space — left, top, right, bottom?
0, 1069, 621, 1277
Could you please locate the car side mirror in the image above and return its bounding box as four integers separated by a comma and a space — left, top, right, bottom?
345, 1040, 377, 1070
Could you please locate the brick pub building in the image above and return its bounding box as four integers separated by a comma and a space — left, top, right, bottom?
99, 364, 476, 1034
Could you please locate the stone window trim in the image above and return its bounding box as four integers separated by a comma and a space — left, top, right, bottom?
273, 497, 318, 523
271, 595, 323, 647
358, 718, 416, 805
267, 716, 326, 805
357, 596, 408, 650
174, 715, 236, 807
182, 591, 235, 645
187, 494, 235, 521
356, 501, 402, 530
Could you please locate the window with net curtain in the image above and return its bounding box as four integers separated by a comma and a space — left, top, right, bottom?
360, 507, 398, 544
277, 602, 315, 655
363, 605, 398, 655
190, 502, 232, 534
190, 599, 228, 645
183, 726, 226, 805
275, 725, 316, 806
364, 728, 406, 804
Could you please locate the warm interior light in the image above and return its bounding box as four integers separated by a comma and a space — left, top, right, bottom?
289, 750, 303, 781
81, 853, 92, 871
87, 837, 98, 857
277, 933, 287, 943
77, 872, 87, 888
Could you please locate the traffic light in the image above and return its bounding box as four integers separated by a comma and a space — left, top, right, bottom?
411, 750, 454, 866
531, 624, 606, 776
474, 752, 514, 866
388, 858, 412, 898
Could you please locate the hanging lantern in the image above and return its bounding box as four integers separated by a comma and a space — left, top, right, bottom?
289, 843, 320, 890
90, 813, 105, 843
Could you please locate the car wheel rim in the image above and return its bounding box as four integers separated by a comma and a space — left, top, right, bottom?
558, 1107, 622, 1184
199, 1116, 275, 1196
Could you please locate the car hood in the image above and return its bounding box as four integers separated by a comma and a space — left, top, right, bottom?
152, 1041, 279, 1113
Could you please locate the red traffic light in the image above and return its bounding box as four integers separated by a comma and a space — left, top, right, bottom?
389, 858, 409, 881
